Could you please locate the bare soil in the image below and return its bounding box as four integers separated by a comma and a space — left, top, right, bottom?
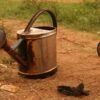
43, 0, 83, 3
0, 19, 100, 100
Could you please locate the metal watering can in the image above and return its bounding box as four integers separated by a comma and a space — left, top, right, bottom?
0, 9, 57, 78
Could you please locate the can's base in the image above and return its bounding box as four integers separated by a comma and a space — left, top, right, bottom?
18, 67, 57, 79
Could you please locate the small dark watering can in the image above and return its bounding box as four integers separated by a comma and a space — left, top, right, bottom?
0, 9, 57, 78
97, 42, 100, 57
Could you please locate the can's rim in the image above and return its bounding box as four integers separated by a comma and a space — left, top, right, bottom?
17, 26, 57, 39
17, 26, 56, 35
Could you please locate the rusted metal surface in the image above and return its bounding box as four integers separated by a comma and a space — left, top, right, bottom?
0, 9, 57, 78
18, 9, 57, 78
97, 42, 100, 57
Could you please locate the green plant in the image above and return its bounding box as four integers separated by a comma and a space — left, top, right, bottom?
0, 0, 100, 33
22, 0, 42, 10
0, 57, 14, 65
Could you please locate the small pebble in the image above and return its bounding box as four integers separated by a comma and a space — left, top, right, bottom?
0, 85, 19, 93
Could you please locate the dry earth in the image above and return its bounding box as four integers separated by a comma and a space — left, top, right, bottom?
41, 0, 95, 3
0, 19, 100, 100
42, 0, 83, 3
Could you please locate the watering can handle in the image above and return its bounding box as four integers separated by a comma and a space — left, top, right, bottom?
24, 9, 57, 33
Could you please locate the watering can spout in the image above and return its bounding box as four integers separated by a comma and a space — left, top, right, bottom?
0, 29, 27, 67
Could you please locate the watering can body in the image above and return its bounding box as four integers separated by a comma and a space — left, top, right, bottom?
0, 9, 57, 78
17, 27, 57, 78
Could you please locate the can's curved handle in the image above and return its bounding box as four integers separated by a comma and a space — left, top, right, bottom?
24, 9, 57, 33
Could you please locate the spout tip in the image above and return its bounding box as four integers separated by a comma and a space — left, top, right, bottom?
0, 29, 6, 48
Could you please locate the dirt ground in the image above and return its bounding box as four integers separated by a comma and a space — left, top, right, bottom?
42, 0, 95, 3
0, 19, 100, 100
43, 0, 83, 3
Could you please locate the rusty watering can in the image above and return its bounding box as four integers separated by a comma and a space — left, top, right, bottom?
97, 42, 100, 57
0, 9, 57, 78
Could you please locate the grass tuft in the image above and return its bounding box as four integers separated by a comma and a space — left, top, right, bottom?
0, 0, 100, 33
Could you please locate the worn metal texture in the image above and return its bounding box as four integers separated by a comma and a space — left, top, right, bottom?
17, 9, 57, 78
0, 9, 57, 78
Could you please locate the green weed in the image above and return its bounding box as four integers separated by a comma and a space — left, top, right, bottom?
0, 57, 14, 65
0, 0, 100, 33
